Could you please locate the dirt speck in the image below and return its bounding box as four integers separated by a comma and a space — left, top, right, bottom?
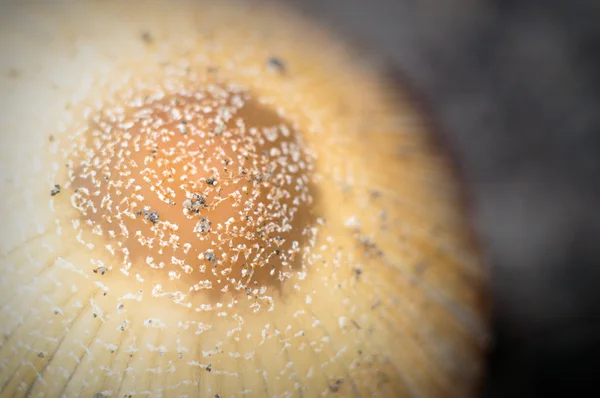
267, 57, 286, 74
141, 31, 153, 44
50, 184, 61, 196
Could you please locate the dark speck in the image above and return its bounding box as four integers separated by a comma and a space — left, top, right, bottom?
206, 363, 212, 372
329, 379, 343, 392
141, 32, 153, 44
205, 251, 217, 263
144, 210, 160, 223
206, 177, 216, 185
50, 184, 61, 196
197, 217, 212, 233
267, 57, 286, 74
184, 194, 207, 213
93, 266, 107, 275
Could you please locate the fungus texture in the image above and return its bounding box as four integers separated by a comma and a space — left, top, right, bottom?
0, 1, 489, 397
69, 87, 317, 303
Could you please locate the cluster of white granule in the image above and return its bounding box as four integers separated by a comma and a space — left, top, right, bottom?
67, 82, 319, 310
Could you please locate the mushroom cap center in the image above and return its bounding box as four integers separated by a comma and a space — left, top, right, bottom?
69, 85, 316, 304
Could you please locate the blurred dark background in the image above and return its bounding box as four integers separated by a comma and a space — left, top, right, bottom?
272, 0, 600, 395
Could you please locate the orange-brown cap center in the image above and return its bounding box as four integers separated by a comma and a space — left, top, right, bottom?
69, 84, 317, 305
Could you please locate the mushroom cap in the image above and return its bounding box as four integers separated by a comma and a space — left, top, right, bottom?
0, 1, 489, 397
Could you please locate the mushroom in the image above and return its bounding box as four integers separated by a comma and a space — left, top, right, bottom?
0, 1, 489, 397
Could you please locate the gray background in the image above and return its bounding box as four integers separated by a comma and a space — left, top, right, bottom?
272, 0, 600, 395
